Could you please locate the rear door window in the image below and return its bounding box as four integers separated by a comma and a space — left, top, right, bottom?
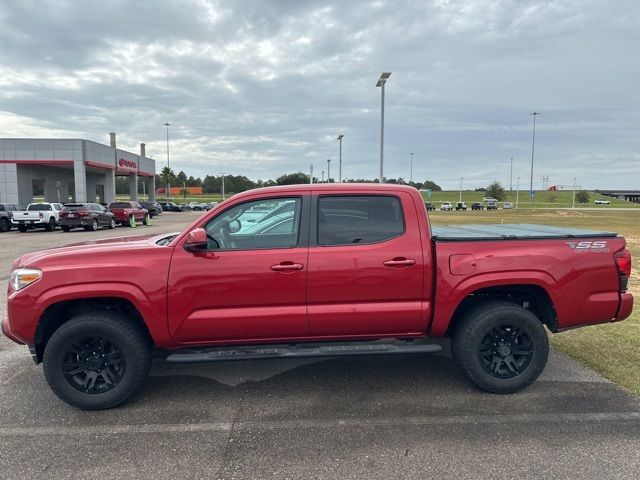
317, 195, 404, 246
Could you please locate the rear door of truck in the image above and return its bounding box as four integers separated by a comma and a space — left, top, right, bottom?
306, 190, 431, 336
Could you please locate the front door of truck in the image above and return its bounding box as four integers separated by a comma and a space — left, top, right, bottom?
306, 192, 428, 336
167, 195, 310, 343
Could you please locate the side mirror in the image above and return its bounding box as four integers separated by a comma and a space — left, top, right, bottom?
184, 227, 208, 252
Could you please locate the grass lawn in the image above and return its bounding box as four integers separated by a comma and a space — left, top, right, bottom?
429, 208, 640, 395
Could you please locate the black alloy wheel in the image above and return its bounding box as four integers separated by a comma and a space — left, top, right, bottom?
477, 324, 534, 379
61, 336, 126, 394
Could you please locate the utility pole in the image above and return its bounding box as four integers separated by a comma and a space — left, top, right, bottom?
164, 122, 171, 202
529, 112, 541, 207
337, 135, 344, 182
376, 72, 391, 183
220, 173, 225, 201
321, 170, 324, 183
459, 177, 463, 203
572, 177, 577, 209
309, 163, 314, 184
410, 152, 414, 184
516, 176, 520, 209
510, 157, 513, 191
327, 159, 331, 183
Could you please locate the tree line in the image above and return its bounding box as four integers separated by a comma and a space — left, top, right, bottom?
115, 168, 442, 195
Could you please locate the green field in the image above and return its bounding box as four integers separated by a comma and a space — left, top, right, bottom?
429, 209, 640, 396
422, 189, 638, 209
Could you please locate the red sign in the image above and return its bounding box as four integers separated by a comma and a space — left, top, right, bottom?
118, 158, 137, 170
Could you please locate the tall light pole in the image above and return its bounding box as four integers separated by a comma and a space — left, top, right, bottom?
321, 170, 324, 183
529, 112, 541, 207
516, 176, 520, 209
337, 135, 344, 182
327, 159, 331, 183
164, 122, 170, 201
410, 152, 414, 184
510, 157, 513, 191
376, 72, 391, 183
572, 177, 577, 209
459, 177, 464, 202
309, 162, 314, 184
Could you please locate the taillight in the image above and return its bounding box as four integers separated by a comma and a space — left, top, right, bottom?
615, 249, 632, 291
78, 210, 89, 217
615, 249, 632, 277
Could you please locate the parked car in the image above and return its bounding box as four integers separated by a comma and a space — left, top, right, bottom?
424, 202, 436, 211
12, 202, 63, 232
59, 203, 116, 232
471, 202, 484, 211
205, 202, 218, 210
188, 201, 204, 211
440, 201, 453, 211
108, 201, 150, 227
179, 203, 192, 212
140, 201, 162, 218
0, 203, 21, 232
158, 201, 183, 212
487, 201, 498, 210
503, 202, 513, 209
483, 197, 498, 202
455, 202, 467, 211
2, 184, 633, 410
595, 200, 611, 205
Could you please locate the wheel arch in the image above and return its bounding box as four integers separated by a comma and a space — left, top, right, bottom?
34, 297, 153, 364
444, 284, 558, 337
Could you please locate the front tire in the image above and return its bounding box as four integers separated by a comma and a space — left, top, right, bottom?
0, 218, 9, 232
451, 300, 549, 394
43, 312, 152, 410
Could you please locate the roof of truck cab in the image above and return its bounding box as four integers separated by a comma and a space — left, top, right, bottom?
431, 223, 618, 241
231, 183, 420, 198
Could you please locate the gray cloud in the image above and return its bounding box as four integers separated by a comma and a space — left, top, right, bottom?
0, 0, 638, 189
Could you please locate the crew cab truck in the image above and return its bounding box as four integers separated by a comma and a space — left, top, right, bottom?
108, 201, 150, 227
11, 202, 63, 232
2, 184, 633, 410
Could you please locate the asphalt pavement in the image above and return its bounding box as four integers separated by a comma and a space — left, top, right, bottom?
1, 212, 639, 479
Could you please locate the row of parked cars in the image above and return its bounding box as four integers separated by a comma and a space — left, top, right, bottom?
1, 200, 177, 233
425, 198, 513, 211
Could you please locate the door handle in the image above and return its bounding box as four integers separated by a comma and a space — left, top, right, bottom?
383, 258, 416, 267
270, 262, 304, 272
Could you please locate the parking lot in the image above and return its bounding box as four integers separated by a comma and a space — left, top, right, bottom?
2, 211, 640, 479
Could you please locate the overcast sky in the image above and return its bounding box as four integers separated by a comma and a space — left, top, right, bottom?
0, 0, 638, 189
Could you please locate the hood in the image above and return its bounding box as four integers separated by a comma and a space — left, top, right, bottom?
15, 232, 179, 268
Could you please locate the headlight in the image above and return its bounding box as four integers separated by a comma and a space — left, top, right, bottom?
9, 268, 42, 291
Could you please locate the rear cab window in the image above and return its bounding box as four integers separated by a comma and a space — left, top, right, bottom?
27, 204, 52, 211
317, 195, 405, 246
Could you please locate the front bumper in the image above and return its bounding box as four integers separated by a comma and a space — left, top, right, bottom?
2, 316, 26, 345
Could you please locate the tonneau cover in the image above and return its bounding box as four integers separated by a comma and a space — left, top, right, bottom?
431, 223, 617, 241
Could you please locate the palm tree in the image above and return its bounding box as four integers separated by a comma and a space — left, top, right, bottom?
159, 166, 175, 200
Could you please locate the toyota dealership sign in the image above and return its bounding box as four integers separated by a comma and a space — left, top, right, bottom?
117, 158, 137, 172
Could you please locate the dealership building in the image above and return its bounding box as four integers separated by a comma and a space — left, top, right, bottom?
0, 133, 156, 206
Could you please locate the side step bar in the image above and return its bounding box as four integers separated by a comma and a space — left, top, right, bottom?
165, 341, 442, 363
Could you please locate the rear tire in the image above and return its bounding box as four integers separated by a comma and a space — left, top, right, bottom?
43, 311, 152, 410
109, 218, 116, 229
451, 300, 549, 394
46, 217, 56, 231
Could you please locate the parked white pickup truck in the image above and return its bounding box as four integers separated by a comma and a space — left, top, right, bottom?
12, 202, 64, 232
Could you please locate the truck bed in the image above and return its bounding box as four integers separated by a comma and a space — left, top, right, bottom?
431, 223, 617, 241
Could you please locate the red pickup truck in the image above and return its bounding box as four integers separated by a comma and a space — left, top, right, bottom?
108, 201, 150, 227
2, 184, 633, 409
